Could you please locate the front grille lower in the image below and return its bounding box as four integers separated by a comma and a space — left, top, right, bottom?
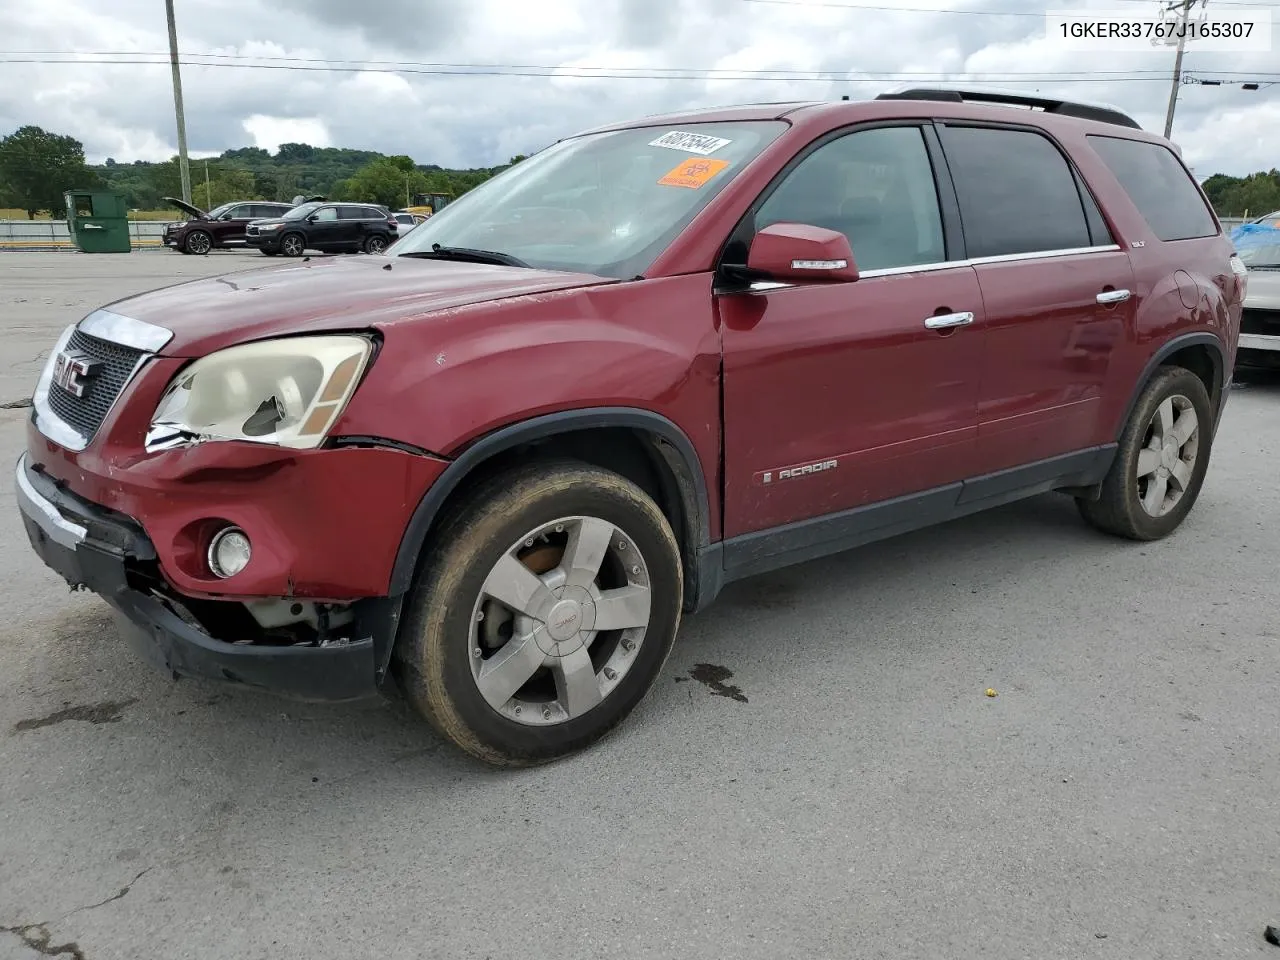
45, 328, 145, 443
1241, 308, 1280, 338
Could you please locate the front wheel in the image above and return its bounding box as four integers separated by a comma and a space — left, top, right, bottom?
393, 461, 683, 766
1077, 366, 1213, 540
183, 230, 212, 255
279, 233, 305, 257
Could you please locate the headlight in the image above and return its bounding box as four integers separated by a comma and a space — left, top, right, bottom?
257, 223, 283, 231
146, 335, 373, 452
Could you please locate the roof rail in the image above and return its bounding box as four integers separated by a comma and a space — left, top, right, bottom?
874, 85, 1142, 130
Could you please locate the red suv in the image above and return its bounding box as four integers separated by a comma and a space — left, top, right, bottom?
17, 90, 1245, 766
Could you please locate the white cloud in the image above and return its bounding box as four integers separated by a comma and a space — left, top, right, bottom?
242, 115, 332, 153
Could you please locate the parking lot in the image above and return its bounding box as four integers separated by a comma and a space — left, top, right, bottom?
1, 250, 1278, 959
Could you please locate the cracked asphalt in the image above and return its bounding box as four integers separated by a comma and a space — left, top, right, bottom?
2, 251, 1279, 959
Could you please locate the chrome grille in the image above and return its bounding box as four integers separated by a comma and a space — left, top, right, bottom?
45, 328, 144, 442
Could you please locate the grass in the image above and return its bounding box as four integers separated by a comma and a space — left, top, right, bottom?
0, 208, 176, 221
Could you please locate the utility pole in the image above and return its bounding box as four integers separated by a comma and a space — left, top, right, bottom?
165, 0, 192, 204
204, 160, 211, 209
1163, 0, 1205, 139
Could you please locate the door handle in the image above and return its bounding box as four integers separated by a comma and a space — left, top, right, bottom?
1096, 289, 1131, 305
924, 311, 974, 330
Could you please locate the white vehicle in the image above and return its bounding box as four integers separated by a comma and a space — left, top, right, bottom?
1236, 226, 1280, 369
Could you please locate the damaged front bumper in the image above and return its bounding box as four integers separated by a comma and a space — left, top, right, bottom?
16, 453, 399, 702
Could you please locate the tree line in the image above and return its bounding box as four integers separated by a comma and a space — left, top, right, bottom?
0, 124, 523, 218
2, 122, 1276, 221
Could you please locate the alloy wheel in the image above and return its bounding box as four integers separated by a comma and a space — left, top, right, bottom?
1135, 393, 1200, 518
281, 235, 304, 257
468, 515, 653, 726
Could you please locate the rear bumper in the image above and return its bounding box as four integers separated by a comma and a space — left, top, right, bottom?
1238, 333, 1280, 353
16, 453, 385, 702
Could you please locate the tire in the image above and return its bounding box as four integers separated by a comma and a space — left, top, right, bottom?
393, 461, 683, 766
1077, 366, 1214, 540
280, 233, 305, 257
364, 234, 388, 254
183, 230, 212, 256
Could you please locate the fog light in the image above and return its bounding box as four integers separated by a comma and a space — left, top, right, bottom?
208, 527, 252, 579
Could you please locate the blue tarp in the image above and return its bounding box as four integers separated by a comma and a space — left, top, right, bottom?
1230, 223, 1280, 266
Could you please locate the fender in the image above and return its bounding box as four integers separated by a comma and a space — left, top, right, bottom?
386, 406, 714, 601
1115, 331, 1226, 440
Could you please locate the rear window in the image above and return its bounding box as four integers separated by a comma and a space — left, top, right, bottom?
1087, 135, 1218, 242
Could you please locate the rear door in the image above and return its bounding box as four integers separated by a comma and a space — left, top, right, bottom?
937, 122, 1136, 472
719, 123, 985, 541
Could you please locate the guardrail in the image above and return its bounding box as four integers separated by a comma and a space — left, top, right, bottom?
0, 219, 167, 250
0, 215, 1255, 251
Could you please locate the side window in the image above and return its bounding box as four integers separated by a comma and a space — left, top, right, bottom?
755, 126, 945, 272
941, 126, 1092, 258
225, 205, 249, 219
362, 206, 387, 220
1087, 135, 1218, 242
314, 206, 339, 222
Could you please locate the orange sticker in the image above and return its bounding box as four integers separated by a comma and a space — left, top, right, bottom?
658, 157, 731, 189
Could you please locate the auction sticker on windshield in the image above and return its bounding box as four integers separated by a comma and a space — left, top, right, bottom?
648, 130, 733, 155
658, 157, 732, 189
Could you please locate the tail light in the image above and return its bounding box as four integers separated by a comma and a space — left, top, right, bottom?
1229, 254, 1249, 304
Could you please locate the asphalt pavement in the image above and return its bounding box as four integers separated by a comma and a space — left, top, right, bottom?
1, 251, 1278, 959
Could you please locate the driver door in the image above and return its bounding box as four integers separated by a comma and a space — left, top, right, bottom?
718, 123, 984, 547
215, 203, 253, 245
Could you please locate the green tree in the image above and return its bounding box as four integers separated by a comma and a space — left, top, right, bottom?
0, 125, 97, 218
335, 157, 433, 209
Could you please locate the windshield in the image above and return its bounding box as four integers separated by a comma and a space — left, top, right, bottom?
206, 202, 234, 220
391, 121, 787, 278
283, 202, 323, 220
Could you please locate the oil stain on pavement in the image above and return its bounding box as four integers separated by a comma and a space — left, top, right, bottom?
682, 663, 748, 703
13, 697, 138, 732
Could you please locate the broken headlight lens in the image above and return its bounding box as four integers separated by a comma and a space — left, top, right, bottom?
146, 335, 373, 452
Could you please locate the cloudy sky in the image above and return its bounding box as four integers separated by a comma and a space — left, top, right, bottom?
0, 0, 1277, 176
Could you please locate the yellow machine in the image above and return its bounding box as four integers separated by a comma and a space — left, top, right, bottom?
404, 191, 453, 217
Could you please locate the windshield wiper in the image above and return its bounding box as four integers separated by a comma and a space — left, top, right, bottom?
399, 244, 530, 268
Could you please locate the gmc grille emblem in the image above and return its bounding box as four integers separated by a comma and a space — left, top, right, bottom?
51, 351, 100, 398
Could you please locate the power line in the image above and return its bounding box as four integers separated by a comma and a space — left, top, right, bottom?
4, 50, 1276, 76
0, 55, 1277, 83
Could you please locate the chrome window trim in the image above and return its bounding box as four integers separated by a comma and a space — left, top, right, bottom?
78, 309, 173, 353
735, 243, 1124, 293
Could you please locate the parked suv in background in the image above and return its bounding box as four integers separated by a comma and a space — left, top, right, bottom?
162, 198, 295, 254
245, 201, 399, 256
17, 89, 1243, 766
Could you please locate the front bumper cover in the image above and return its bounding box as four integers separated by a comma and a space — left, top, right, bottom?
16, 453, 391, 702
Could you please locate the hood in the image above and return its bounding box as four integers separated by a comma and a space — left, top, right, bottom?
163, 197, 208, 220
1244, 268, 1280, 311
95, 255, 616, 356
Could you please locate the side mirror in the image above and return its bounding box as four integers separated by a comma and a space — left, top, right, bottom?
306, 214, 319, 223
219, 212, 234, 221
746, 223, 859, 283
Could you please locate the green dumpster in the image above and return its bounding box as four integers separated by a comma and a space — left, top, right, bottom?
64, 190, 132, 253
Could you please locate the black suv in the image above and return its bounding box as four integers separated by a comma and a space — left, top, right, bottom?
162, 199, 296, 254
245, 202, 400, 257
